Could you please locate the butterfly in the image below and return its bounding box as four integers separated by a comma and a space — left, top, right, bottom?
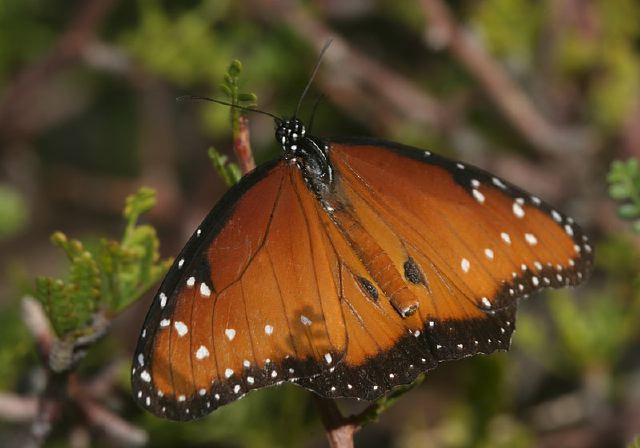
131, 54, 593, 422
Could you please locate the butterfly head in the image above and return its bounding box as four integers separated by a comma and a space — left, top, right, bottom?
275, 118, 306, 155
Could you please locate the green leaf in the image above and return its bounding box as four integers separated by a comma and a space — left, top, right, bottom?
208, 147, 241, 187
237, 92, 257, 103
609, 183, 630, 200
228, 59, 242, 78
219, 83, 232, 98
619, 203, 640, 219
124, 187, 156, 229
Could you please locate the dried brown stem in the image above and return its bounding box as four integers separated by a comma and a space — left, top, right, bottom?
419, 0, 596, 156
0, 0, 119, 136
79, 399, 148, 446
313, 396, 358, 448
234, 115, 256, 174
0, 393, 38, 422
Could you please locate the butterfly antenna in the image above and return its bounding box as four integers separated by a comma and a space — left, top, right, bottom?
178, 95, 282, 122
294, 39, 333, 118
307, 94, 325, 132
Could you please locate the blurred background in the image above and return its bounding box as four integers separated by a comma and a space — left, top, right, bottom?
1, 0, 640, 447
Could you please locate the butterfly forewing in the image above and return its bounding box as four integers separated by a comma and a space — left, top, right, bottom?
132, 161, 347, 420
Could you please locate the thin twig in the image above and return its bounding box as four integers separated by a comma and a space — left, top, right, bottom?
233, 115, 256, 174
78, 399, 148, 447
0, 393, 38, 422
312, 396, 357, 448
419, 0, 596, 157
0, 0, 119, 136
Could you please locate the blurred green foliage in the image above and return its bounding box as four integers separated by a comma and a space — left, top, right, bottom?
35, 188, 171, 340
609, 159, 640, 233
2, 0, 640, 446
0, 184, 28, 241
473, 0, 542, 65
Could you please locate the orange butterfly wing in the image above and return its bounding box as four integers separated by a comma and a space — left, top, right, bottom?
132, 160, 350, 420
132, 137, 593, 419
294, 138, 592, 398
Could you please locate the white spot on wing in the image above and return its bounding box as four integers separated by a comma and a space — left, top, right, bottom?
140, 370, 151, 382
484, 248, 494, 259
159, 292, 167, 308
174, 321, 188, 337
195, 345, 209, 360
492, 177, 507, 189
300, 315, 312, 326
264, 324, 274, 335
461, 258, 470, 273
225, 328, 236, 341
501, 232, 512, 244
525, 233, 538, 246
186, 276, 195, 287
512, 201, 525, 218
472, 189, 485, 204
225, 368, 234, 378
199, 282, 211, 297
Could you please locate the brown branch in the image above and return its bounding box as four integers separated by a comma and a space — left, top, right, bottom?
419, 0, 597, 157
313, 396, 358, 448
78, 399, 148, 446
0, 0, 119, 136
247, 0, 456, 135
234, 115, 256, 174
0, 393, 38, 422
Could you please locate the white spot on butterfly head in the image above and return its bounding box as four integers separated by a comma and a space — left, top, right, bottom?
264, 324, 274, 335
225, 328, 236, 341
174, 321, 188, 337
195, 345, 209, 360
